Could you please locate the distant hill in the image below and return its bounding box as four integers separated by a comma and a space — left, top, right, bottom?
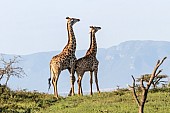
2, 40, 170, 94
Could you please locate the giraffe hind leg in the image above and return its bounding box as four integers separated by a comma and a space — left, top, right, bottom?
77, 75, 83, 96
52, 77, 57, 98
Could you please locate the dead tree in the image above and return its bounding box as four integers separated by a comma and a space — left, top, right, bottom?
0, 55, 26, 86
129, 57, 167, 113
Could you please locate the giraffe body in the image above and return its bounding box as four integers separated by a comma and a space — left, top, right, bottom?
76, 56, 99, 73
49, 17, 80, 98
76, 26, 101, 96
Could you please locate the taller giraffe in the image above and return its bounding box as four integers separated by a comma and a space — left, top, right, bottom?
75, 26, 101, 95
49, 17, 80, 98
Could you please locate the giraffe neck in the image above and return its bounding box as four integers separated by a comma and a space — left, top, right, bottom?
63, 23, 76, 53
86, 32, 97, 56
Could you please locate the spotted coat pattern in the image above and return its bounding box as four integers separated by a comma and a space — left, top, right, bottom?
49, 17, 80, 98
75, 26, 101, 96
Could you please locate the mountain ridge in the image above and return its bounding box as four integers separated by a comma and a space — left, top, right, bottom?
1, 40, 170, 94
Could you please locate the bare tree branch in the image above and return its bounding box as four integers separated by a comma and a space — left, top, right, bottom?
0, 55, 26, 86
130, 75, 140, 107
155, 69, 162, 77
140, 78, 145, 90
130, 57, 167, 113
147, 57, 167, 89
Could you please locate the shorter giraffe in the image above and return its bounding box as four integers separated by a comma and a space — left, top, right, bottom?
75, 26, 101, 96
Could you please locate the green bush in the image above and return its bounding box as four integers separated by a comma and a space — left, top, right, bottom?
150, 87, 170, 93
0, 86, 57, 112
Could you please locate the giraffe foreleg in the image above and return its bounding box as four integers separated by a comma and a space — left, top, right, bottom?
90, 71, 93, 96
80, 83, 83, 96
68, 68, 72, 96
70, 68, 75, 96
94, 70, 100, 94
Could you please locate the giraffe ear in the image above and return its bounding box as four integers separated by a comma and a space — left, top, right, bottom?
66, 17, 70, 19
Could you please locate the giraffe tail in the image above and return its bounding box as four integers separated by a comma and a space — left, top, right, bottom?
48, 77, 51, 91
48, 65, 52, 91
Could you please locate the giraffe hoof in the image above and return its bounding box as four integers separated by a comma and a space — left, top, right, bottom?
90, 93, 93, 96
98, 91, 101, 95
54, 95, 59, 100
78, 94, 82, 96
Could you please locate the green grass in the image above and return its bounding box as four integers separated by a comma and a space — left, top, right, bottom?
0, 85, 57, 113
40, 89, 170, 113
1, 85, 170, 113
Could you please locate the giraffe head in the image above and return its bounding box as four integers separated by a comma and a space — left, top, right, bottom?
90, 26, 101, 33
66, 17, 80, 26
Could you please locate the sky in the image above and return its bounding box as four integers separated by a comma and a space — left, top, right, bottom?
0, 0, 170, 55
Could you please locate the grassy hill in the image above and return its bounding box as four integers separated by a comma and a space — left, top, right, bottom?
0, 85, 57, 113
0, 85, 170, 113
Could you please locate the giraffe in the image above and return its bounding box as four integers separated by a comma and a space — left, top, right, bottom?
75, 26, 101, 96
48, 17, 80, 98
